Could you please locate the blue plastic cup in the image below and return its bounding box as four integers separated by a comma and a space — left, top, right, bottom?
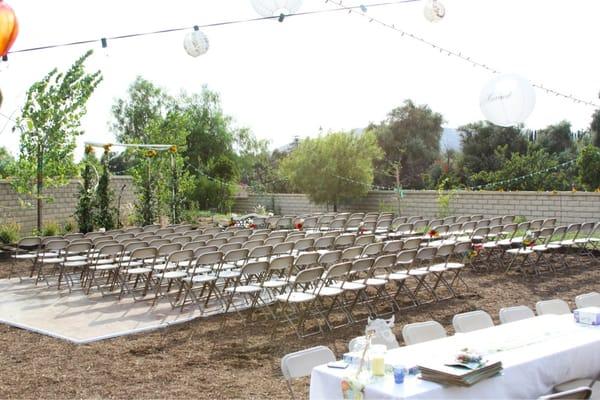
393, 365, 406, 384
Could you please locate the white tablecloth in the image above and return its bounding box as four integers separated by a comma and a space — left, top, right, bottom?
310, 315, 600, 399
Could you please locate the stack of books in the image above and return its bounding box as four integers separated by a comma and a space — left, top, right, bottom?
418, 360, 503, 387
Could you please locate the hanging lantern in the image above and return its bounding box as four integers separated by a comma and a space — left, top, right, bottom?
183, 28, 209, 57
0, 0, 19, 57
479, 73, 537, 127
423, 0, 445, 23
250, 0, 303, 18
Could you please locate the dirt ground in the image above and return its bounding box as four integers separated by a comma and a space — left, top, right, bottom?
0, 255, 598, 399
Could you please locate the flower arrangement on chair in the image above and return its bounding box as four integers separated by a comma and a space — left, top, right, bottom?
427, 229, 439, 239
295, 218, 304, 231
358, 222, 366, 235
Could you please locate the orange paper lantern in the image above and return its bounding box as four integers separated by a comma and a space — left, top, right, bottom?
0, 0, 19, 57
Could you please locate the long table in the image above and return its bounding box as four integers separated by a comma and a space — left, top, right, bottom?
310, 314, 600, 399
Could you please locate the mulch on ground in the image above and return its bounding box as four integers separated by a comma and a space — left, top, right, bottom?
0, 256, 598, 399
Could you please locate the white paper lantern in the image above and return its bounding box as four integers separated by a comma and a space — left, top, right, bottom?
424, 0, 445, 22
250, 0, 303, 17
479, 73, 536, 127
183, 30, 209, 57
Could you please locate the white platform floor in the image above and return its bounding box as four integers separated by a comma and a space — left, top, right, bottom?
0, 278, 209, 344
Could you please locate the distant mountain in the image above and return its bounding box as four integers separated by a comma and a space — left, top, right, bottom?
275, 127, 462, 153
441, 127, 461, 151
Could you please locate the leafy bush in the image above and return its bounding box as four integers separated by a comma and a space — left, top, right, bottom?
41, 221, 61, 237
0, 221, 21, 244
577, 145, 600, 191
62, 219, 75, 234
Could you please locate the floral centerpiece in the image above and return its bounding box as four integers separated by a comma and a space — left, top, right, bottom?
427, 229, 439, 238
295, 218, 304, 231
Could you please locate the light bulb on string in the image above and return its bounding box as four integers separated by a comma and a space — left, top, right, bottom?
183, 26, 209, 57
424, 0, 445, 22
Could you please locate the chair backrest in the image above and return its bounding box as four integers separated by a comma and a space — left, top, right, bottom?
173, 236, 192, 245
383, 240, 403, 254
452, 310, 494, 333
354, 234, 375, 247
402, 237, 422, 250
435, 243, 455, 258
314, 236, 335, 250
97, 243, 124, 257
272, 242, 294, 255
281, 346, 335, 380
149, 239, 170, 248
536, 299, 571, 315
341, 246, 363, 261
334, 234, 356, 248
394, 223, 413, 234
215, 231, 234, 239
166, 249, 194, 264
362, 242, 384, 257
293, 238, 314, 252
218, 243, 243, 254
402, 320, 447, 345
455, 216, 470, 224
499, 305, 535, 324
45, 239, 69, 251
129, 247, 158, 263
373, 254, 396, 270
157, 243, 181, 256
323, 261, 351, 281
318, 250, 341, 267
265, 236, 285, 246
17, 236, 42, 248
412, 220, 429, 232
396, 249, 417, 264
196, 251, 223, 266
183, 241, 205, 251
351, 257, 374, 274
206, 238, 227, 247
65, 241, 92, 254
224, 248, 250, 263
575, 292, 600, 309
269, 255, 294, 272
293, 266, 324, 284
295, 252, 320, 268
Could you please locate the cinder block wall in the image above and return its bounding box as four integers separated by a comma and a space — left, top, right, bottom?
233, 190, 600, 225
0, 176, 136, 234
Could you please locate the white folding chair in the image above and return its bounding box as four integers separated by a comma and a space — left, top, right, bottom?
452, 310, 494, 333
281, 346, 335, 399
402, 320, 447, 345
536, 299, 571, 315
499, 305, 535, 324
575, 292, 600, 309
538, 386, 592, 400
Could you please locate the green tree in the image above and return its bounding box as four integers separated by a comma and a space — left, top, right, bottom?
94, 147, 116, 230
368, 100, 443, 189
591, 95, 600, 147
74, 145, 97, 233
134, 152, 159, 226
13, 51, 102, 231
577, 145, 600, 190
459, 121, 528, 175
280, 131, 382, 211
535, 121, 574, 155
0, 147, 14, 178
471, 147, 573, 191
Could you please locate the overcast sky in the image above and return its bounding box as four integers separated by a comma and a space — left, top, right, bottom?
1, 0, 599, 157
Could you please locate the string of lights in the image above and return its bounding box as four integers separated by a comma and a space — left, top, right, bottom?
469, 158, 577, 191
324, 0, 600, 108
3, 0, 420, 58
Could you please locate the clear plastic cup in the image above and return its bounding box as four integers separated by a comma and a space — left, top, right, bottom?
393, 364, 406, 384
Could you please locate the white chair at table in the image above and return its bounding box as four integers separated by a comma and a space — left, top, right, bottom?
575, 292, 600, 309
535, 299, 571, 315
281, 345, 335, 399
452, 310, 494, 333
402, 320, 447, 345
553, 373, 599, 400
538, 385, 593, 399
499, 305, 535, 324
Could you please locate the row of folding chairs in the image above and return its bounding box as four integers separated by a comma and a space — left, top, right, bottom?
469, 221, 599, 276
219, 241, 473, 337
